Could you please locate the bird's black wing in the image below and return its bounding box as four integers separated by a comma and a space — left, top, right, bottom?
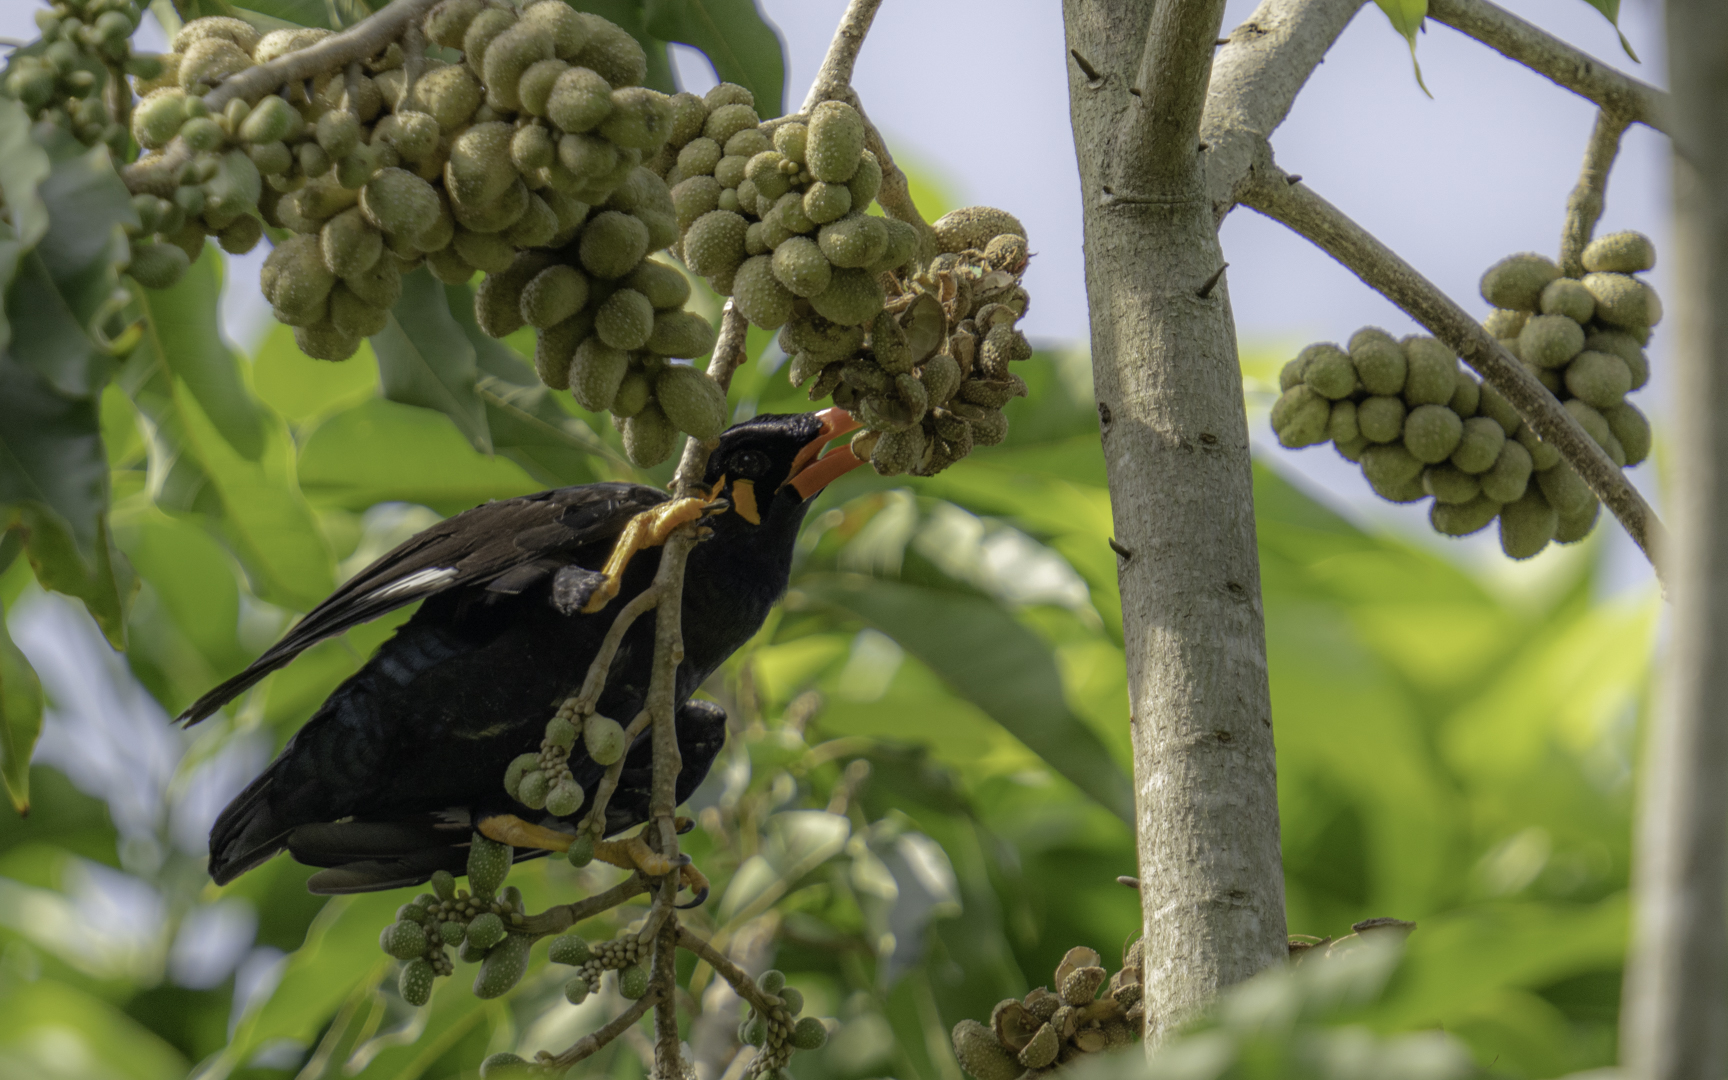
178, 482, 669, 725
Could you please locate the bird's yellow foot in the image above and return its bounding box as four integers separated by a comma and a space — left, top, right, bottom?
477, 815, 708, 903
478, 814, 577, 851
580, 486, 728, 615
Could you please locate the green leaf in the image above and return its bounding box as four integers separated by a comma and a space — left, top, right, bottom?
375, 269, 492, 453
252, 320, 380, 424
799, 573, 1135, 823
1373, 0, 1432, 96
569, 0, 677, 93
0, 976, 188, 1080
645, 0, 787, 114
1574, 0, 1640, 61
298, 398, 542, 515
135, 253, 267, 460
0, 601, 43, 815
0, 98, 53, 252
0, 354, 133, 646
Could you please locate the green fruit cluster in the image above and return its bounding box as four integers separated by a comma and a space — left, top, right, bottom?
951, 943, 1142, 1080
6, 0, 158, 156
787, 206, 1033, 478
731, 968, 827, 1080
545, 925, 647, 1007
1271, 234, 1657, 560
503, 709, 629, 815
380, 833, 530, 1006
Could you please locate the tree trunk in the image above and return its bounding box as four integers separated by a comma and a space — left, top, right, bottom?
1621, 1, 1728, 1076
1062, 0, 1287, 1044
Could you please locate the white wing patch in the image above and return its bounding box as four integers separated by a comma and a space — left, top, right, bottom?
369, 567, 460, 601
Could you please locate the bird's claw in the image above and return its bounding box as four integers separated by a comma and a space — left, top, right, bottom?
580, 493, 724, 615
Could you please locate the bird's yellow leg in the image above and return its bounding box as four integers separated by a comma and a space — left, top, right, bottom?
580, 482, 727, 615
478, 815, 708, 894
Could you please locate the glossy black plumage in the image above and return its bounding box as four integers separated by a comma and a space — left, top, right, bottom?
197, 412, 844, 893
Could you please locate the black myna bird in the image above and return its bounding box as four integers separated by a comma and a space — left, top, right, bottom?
190, 409, 864, 896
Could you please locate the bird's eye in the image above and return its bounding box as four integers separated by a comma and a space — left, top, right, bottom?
730, 450, 771, 478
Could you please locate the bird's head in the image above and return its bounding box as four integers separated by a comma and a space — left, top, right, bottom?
701, 408, 865, 532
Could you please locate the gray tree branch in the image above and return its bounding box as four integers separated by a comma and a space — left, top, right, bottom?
1425, 0, 1670, 133
1558, 108, 1631, 278
1065, 0, 1287, 1045
1238, 166, 1667, 573
1620, 0, 1728, 1073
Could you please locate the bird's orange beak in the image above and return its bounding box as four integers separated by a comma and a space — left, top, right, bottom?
787, 408, 866, 500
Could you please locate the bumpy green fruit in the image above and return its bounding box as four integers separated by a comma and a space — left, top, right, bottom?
953, 1020, 1020, 1080
360, 167, 440, 239
127, 241, 190, 289
625, 259, 691, 311
546, 777, 585, 816
535, 316, 584, 391
1555, 500, 1602, 544
1582, 272, 1662, 329
1422, 464, 1479, 504
1298, 343, 1355, 400
932, 206, 1026, 254
238, 93, 301, 145
623, 402, 678, 466
1535, 462, 1594, 518
1401, 337, 1457, 405
803, 181, 853, 225
1476, 384, 1521, 435
1431, 496, 1501, 537
1585, 330, 1649, 390
1563, 350, 1631, 409
1480, 252, 1561, 311
683, 210, 749, 280
484, 24, 553, 111
400, 958, 435, 1006
791, 1016, 829, 1050
573, 13, 648, 88
477, 252, 555, 336
466, 912, 507, 951
382, 920, 429, 960
1481, 308, 1528, 339
316, 109, 361, 160
521, 265, 588, 329
462, 6, 518, 74
701, 103, 758, 147
584, 713, 627, 765
133, 89, 190, 149
1518, 314, 1585, 369
657, 364, 729, 439
673, 175, 723, 231
1539, 277, 1595, 324
647, 310, 717, 358
266, 233, 337, 315
1402, 403, 1464, 463
544, 66, 612, 136
503, 752, 540, 798
1602, 401, 1651, 466
1356, 395, 1406, 443
521, 0, 588, 56
678, 136, 723, 177
1582, 230, 1655, 273
1350, 337, 1406, 396
618, 964, 650, 1000
771, 191, 817, 236
424, 0, 485, 48
479, 1052, 536, 1079
848, 149, 884, 207
1514, 423, 1561, 472
549, 932, 591, 965
579, 210, 651, 278
1363, 441, 1424, 489
713, 154, 749, 190
571, 337, 630, 411
503, 194, 559, 248
467, 832, 512, 899
771, 236, 832, 299
1449, 370, 1480, 417
610, 369, 651, 417
1328, 399, 1359, 445
1500, 487, 1557, 559
180, 38, 253, 92
517, 770, 550, 809
1449, 416, 1506, 474
818, 214, 888, 270
473, 933, 532, 999
600, 87, 674, 149
329, 284, 388, 338
595, 288, 655, 350
806, 99, 866, 183
809, 267, 885, 326
454, 228, 516, 274
1270, 385, 1329, 448
1563, 397, 1614, 451
415, 64, 483, 130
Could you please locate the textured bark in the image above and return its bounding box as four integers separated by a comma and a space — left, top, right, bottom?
1063, 0, 1286, 1043
1621, 1, 1728, 1075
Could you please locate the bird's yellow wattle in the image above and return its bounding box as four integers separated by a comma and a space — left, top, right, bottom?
732, 479, 761, 524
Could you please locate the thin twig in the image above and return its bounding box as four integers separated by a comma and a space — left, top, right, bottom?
569, 586, 662, 717
1425, 0, 1670, 134
582, 708, 654, 837
544, 994, 659, 1070
520, 876, 651, 937
120, 0, 442, 194
1558, 109, 1631, 277
677, 925, 782, 1016
799, 0, 884, 112
1238, 167, 1667, 576
651, 895, 683, 1077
